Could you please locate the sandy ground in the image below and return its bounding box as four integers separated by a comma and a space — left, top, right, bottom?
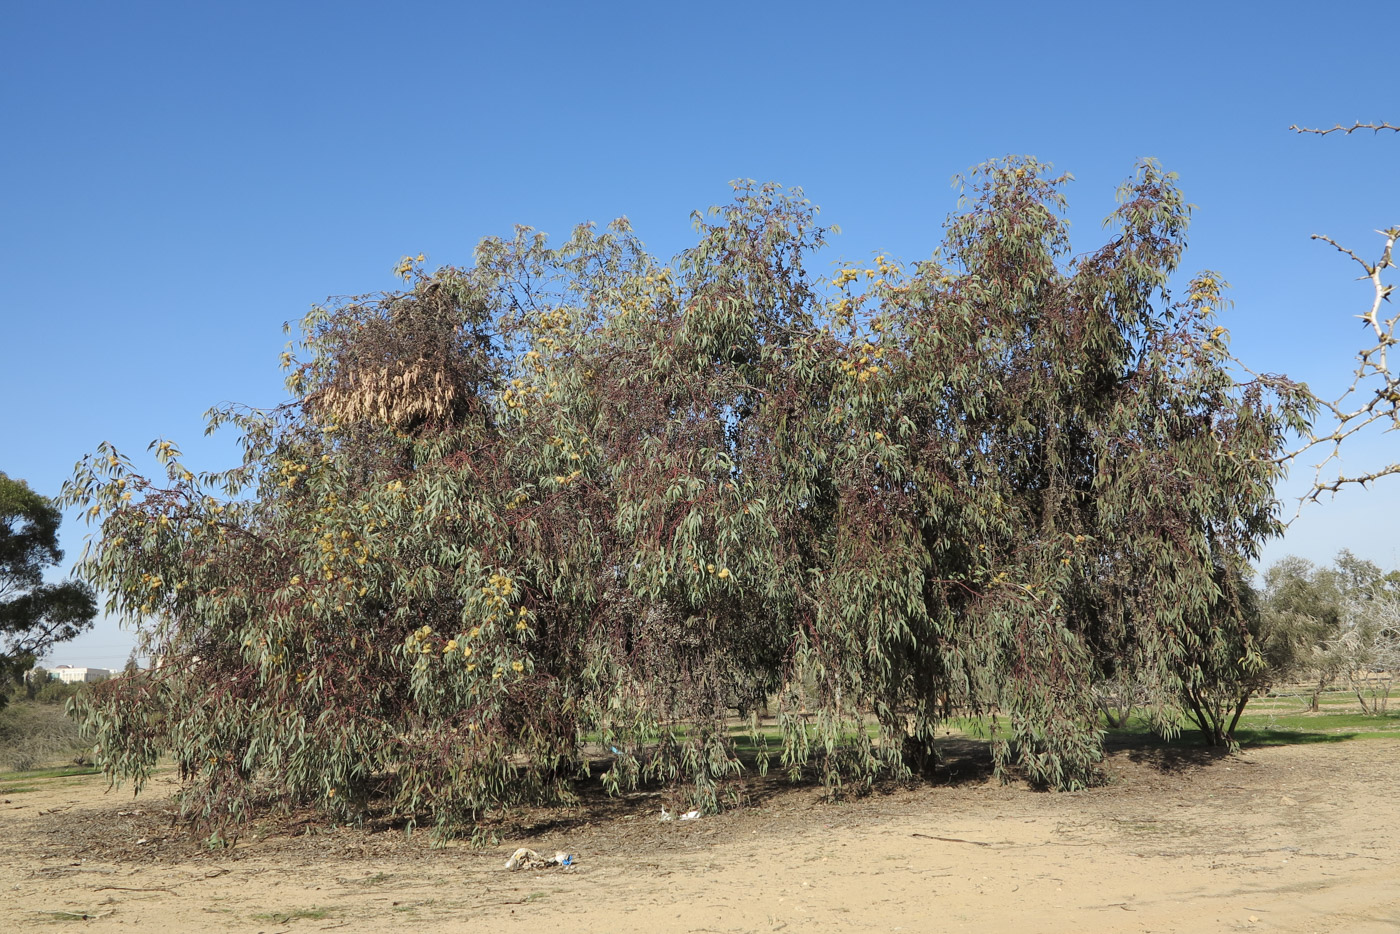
1, 739, 1396, 933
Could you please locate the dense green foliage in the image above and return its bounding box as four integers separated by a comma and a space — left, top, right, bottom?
62, 160, 1310, 837
1174, 574, 1275, 745
0, 473, 97, 707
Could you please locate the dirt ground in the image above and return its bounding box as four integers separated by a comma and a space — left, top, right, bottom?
1, 738, 1396, 933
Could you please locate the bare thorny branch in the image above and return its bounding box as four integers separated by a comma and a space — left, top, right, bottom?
1289, 121, 1400, 136
1290, 231, 1399, 501
1282, 122, 1399, 503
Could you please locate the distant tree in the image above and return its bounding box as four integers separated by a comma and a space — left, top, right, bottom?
1260, 555, 1347, 709
1335, 594, 1400, 714
0, 473, 97, 708
1259, 550, 1400, 711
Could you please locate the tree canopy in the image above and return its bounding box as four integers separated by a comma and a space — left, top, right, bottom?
1, 472, 97, 703
62, 159, 1311, 838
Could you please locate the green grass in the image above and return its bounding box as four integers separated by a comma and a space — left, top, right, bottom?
1099, 705, 1400, 749
1250, 698, 1385, 715
596, 706, 1400, 760
1238, 710, 1400, 731
0, 764, 101, 794
28, 910, 109, 923
0, 764, 100, 783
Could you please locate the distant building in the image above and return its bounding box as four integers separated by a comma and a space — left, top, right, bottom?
34, 665, 112, 684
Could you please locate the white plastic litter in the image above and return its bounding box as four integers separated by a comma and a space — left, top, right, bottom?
503, 847, 576, 871
660, 806, 702, 822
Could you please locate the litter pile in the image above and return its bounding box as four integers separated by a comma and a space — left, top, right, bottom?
503, 848, 576, 871
659, 806, 701, 821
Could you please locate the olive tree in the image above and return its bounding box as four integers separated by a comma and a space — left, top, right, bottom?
1335, 594, 1400, 714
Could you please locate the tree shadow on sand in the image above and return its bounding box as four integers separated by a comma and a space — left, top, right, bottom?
1103, 726, 1360, 774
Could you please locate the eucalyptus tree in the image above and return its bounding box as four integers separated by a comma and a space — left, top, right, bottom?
63, 159, 1306, 837
804, 159, 1307, 766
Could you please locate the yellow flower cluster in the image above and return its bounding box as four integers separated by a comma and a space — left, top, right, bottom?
550, 435, 591, 455
501, 379, 540, 414
278, 459, 310, 489
481, 572, 515, 609
616, 268, 675, 313
393, 252, 427, 280
1189, 275, 1223, 315
409, 624, 435, 655
536, 307, 572, 333
838, 340, 890, 383
317, 528, 369, 570
439, 629, 476, 660
833, 267, 873, 288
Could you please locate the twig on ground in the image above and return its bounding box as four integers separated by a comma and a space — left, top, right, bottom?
911, 833, 992, 846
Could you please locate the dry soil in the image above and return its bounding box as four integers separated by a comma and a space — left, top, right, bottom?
2, 738, 1396, 933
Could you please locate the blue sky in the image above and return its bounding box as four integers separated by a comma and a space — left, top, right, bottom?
3, 1, 1397, 668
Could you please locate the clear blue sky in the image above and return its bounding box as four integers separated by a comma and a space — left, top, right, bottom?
3, 1, 1397, 668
